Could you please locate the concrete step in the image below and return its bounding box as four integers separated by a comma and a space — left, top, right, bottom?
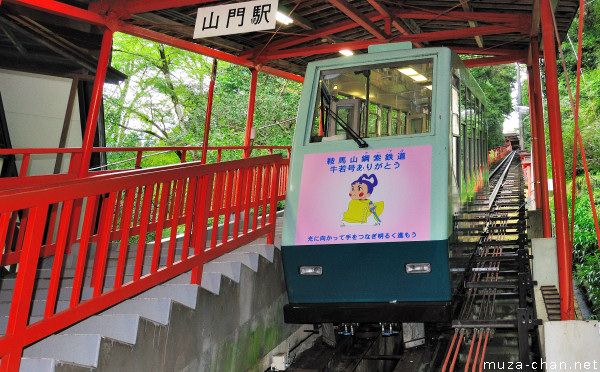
101, 298, 174, 325
59, 313, 140, 345
22, 334, 102, 368
134, 283, 198, 309
11, 217, 286, 371
233, 243, 276, 262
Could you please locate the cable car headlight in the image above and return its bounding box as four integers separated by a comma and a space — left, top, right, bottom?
405, 263, 431, 274
299, 266, 323, 276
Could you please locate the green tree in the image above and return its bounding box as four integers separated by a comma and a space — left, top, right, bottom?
556, 0, 600, 176
471, 64, 516, 149
104, 33, 301, 166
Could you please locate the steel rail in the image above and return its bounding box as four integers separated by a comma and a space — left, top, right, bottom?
442, 152, 525, 371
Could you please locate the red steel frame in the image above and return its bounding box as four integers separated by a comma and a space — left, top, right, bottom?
540, 0, 574, 320
201, 59, 218, 164
79, 28, 113, 177
0, 155, 288, 371
526, 66, 541, 210
243, 69, 259, 159
529, 38, 552, 238
0, 0, 581, 368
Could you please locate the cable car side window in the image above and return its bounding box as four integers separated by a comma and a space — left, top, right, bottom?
309, 58, 434, 143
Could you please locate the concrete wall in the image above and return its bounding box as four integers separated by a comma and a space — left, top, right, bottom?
0, 69, 82, 175
53, 249, 304, 372
544, 320, 600, 371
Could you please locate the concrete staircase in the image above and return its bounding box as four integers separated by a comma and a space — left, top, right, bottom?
0, 219, 298, 371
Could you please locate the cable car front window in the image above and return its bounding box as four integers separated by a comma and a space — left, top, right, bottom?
309, 58, 434, 144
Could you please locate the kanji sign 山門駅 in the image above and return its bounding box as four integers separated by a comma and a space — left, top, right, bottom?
193, 0, 278, 38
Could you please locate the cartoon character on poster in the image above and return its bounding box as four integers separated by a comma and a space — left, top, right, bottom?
341, 173, 384, 226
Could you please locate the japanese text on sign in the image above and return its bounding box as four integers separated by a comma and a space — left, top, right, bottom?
194, 0, 278, 38
326, 149, 406, 174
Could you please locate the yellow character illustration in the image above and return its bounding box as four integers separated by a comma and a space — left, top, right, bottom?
341, 174, 384, 226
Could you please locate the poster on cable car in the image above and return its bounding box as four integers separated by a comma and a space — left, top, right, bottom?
294, 145, 432, 245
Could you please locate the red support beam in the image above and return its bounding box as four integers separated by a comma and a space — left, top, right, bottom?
115, 21, 303, 82
450, 47, 525, 57
243, 69, 258, 159
7, 0, 304, 83
531, 38, 552, 238
241, 9, 526, 59
527, 65, 542, 211
78, 27, 113, 177
6, 0, 106, 26
201, 59, 217, 164
366, 0, 423, 47
239, 12, 385, 59
392, 9, 531, 24
263, 24, 523, 60
540, 0, 574, 320
462, 54, 527, 68
122, 0, 219, 16
258, 65, 304, 83
328, 0, 387, 40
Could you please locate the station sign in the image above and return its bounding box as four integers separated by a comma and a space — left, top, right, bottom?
193, 0, 278, 38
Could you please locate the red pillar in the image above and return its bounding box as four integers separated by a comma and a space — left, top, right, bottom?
201, 59, 218, 164
540, 0, 574, 320
531, 39, 552, 238
243, 68, 258, 159
526, 66, 542, 210
78, 27, 114, 177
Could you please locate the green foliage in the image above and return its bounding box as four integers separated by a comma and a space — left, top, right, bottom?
568, 180, 600, 263
561, 1, 600, 77
574, 253, 600, 317
554, 1, 600, 177
104, 33, 301, 168
568, 174, 600, 317
471, 64, 516, 149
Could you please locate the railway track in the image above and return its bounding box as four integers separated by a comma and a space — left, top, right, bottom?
439, 151, 541, 372
284, 152, 540, 372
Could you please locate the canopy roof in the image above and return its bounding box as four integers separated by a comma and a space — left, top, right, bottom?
0, 0, 580, 79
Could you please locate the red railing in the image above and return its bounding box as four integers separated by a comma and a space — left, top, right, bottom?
0, 154, 289, 371
0, 145, 292, 188
488, 142, 512, 165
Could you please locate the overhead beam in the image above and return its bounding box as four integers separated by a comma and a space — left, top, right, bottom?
240, 11, 385, 59
131, 12, 245, 51
451, 46, 526, 56
530, 0, 541, 37
109, 0, 220, 17
6, 0, 302, 82
278, 5, 314, 30
262, 23, 525, 60
392, 9, 531, 24
366, 0, 423, 47
327, 0, 387, 40
116, 21, 304, 82
241, 9, 529, 59
458, 0, 484, 48
5, 0, 106, 26
462, 54, 527, 68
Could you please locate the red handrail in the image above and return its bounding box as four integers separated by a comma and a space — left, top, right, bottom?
488, 142, 512, 165
0, 155, 289, 371
0, 145, 291, 189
